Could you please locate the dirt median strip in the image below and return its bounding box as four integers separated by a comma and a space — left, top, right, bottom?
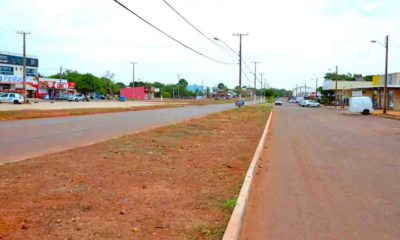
0, 104, 270, 240
222, 111, 273, 240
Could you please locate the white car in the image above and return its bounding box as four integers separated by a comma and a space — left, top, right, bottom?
0, 93, 24, 104
68, 94, 85, 102
304, 100, 320, 107
288, 99, 297, 103
274, 99, 283, 106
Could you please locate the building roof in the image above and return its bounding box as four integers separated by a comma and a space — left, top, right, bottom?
0, 51, 38, 59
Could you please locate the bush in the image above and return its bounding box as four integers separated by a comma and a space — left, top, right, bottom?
268, 96, 275, 103
162, 92, 171, 98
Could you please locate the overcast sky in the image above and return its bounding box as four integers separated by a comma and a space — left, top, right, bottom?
1, 0, 399, 90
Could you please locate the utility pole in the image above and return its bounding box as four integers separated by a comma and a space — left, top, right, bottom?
130, 62, 137, 99
264, 79, 267, 102
315, 77, 318, 100
233, 33, 248, 102
305, 83, 307, 98
259, 73, 263, 102
17, 31, 31, 103
59, 66, 63, 98
335, 65, 338, 108
251, 61, 260, 103
383, 35, 389, 114
201, 80, 204, 99
296, 84, 298, 98
177, 74, 181, 99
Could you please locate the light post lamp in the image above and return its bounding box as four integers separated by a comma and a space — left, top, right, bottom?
371, 35, 389, 114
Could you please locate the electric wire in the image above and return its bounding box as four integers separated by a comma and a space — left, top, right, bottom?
112, 0, 236, 65
161, 0, 238, 56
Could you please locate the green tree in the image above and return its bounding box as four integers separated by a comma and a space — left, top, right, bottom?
217, 83, 227, 90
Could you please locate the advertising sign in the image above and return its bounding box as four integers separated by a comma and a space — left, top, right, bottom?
0, 75, 37, 84
0, 53, 38, 67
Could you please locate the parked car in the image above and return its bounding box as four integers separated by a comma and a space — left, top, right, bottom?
299, 99, 307, 107
55, 94, 70, 101
288, 98, 297, 103
349, 97, 373, 115
68, 94, 85, 102
0, 93, 24, 104
274, 99, 283, 105
304, 100, 320, 107
235, 100, 245, 107
296, 96, 304, 103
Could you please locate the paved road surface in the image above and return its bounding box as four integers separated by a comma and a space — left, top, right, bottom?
241, 104, 400, 239
0, 103, 237, 164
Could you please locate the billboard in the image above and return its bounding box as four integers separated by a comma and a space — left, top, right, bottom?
0, 53, 38, 67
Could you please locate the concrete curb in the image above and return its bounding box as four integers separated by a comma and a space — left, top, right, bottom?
222, 110, 274, 240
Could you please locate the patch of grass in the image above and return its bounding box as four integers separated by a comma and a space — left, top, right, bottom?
221, 198, 237, 214
185, 224, 226, 240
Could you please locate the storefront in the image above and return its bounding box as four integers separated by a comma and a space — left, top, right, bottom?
0, 75, 74, 99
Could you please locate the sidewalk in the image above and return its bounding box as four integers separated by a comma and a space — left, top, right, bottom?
372, 110, 400, 120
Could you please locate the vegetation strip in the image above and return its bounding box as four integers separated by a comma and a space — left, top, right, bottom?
0, 104, 270, 240
222, 110, 273, 240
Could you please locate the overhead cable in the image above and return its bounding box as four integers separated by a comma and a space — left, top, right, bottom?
162, 0, 237, 56
112, 0, 236, 65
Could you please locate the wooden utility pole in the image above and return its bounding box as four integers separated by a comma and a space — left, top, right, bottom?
130, 62, 137, 99
383, 35, 389, 114
251, 61, 260, 103
233, 33, 248, 101
17, 31, 31, 103
335, 65, 338, 107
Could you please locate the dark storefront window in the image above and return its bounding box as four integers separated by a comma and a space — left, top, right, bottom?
0, 66, 14, 75
26, 68, 38, 77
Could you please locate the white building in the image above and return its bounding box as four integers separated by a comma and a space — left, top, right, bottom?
292, 86, 315, 97
0, 51, 38, 77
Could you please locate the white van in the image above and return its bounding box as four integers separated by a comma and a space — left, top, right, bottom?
349, 97, 373, 115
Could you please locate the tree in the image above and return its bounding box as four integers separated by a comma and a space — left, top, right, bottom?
217, 83, 227, 90
115, 82, 126, 89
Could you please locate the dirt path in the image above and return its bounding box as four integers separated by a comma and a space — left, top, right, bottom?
240, 104, 400, 239
0, 105, 269, 240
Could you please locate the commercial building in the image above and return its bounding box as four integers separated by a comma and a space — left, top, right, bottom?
0, 51, 76, 99
292, 86, 317, 98
322, 72, 400, 110
0, 51, 38, 77
120, 86, 155, 100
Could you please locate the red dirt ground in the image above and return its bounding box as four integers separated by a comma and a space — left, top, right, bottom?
0, 105, 269, 240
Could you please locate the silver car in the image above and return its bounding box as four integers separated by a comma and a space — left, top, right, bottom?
68, 94, 85, 102
0, 93, 24, 104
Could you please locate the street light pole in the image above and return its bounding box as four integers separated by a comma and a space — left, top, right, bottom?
130, 62, 137, 99
251, 61, 260, 103
17, 31, 31, 103
371, 35, 389, 114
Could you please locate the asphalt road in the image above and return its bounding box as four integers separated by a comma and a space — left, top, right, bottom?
0, 103, 238, 164
241, 104, 400, 239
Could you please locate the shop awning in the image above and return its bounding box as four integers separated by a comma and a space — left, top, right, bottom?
15, 84, 37, 91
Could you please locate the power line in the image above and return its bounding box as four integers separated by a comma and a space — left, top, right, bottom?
111, 0, 236, 65
162, 0, 235, 55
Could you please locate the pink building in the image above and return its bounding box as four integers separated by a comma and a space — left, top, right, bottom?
120, 87, 145, 100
